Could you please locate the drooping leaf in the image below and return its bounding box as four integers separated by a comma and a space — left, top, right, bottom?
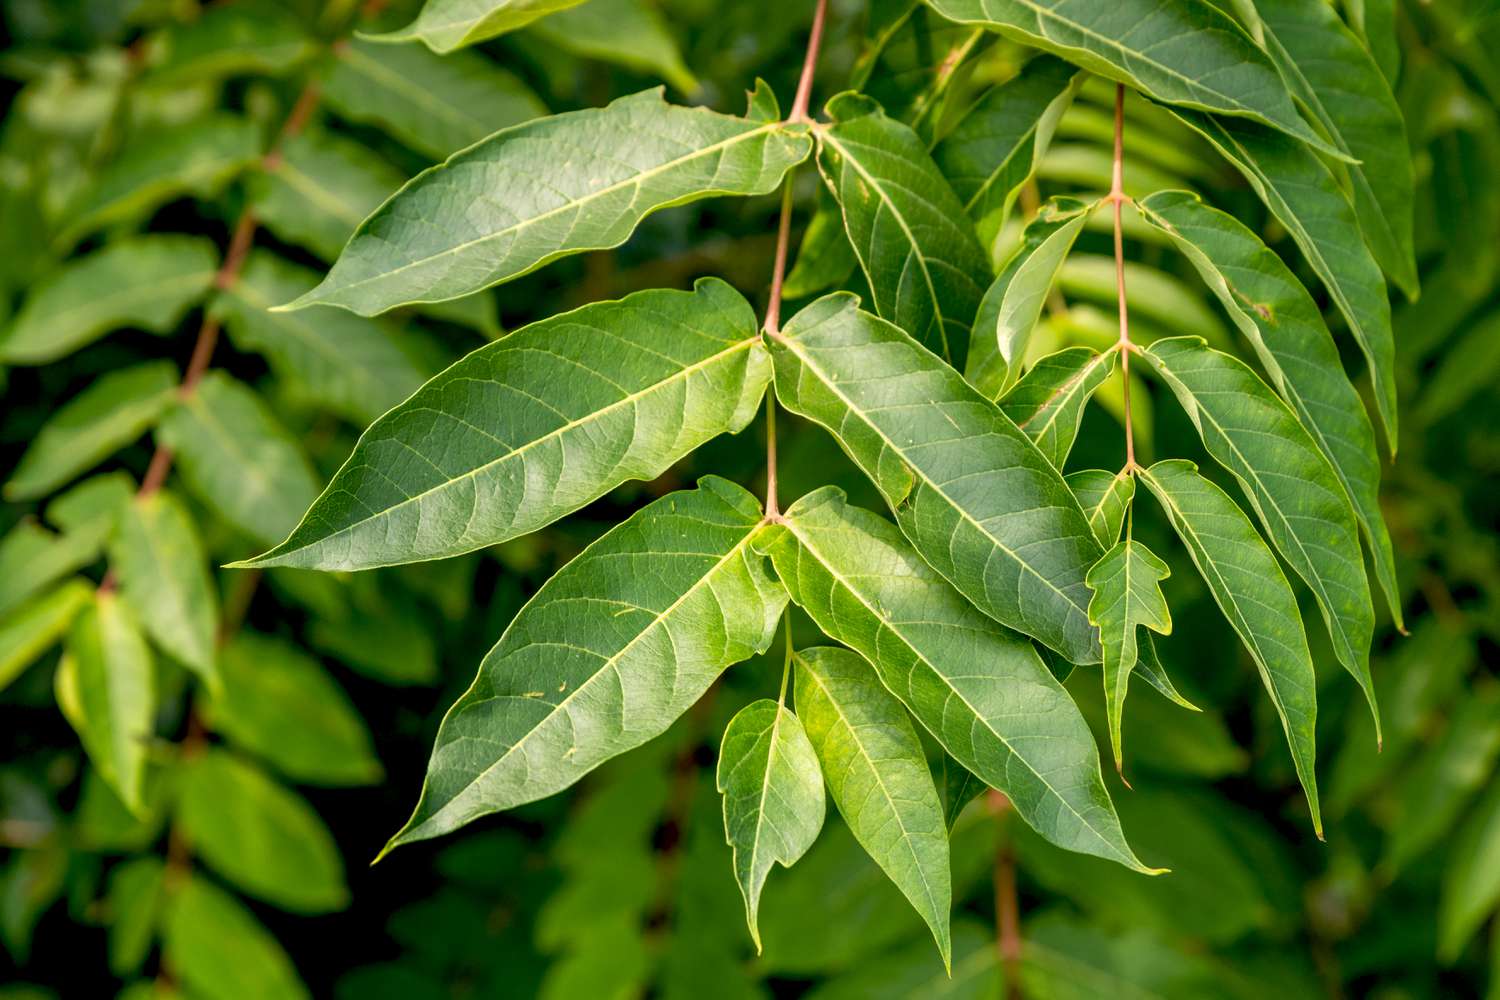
757, 487, 1153, 871
162, 876, 310, 1000
794, 646, 951, 966
771, 294, 1103, 665
965, 196, 1091, 398
782, 194, 858, 300
55, 591, 156, 815
241, 280, 768, 571
998, 345, 1115, 469
1136, 459, 1320, 834
384, 477, 787, 852
925, 0, 1344, 156
0, 236, 217, 365
214, 251, 431, 424
1142, 337, 1377, 733
368, 0, 588, 53
0, 579, 92, 694
293, 86, 810, 314
718, 698, 825, 951
156, 372, 320, 546
322, 38, 547, 160
147, 0, 317, 85
932, 53, 1079, 247
176, 748, 348, 913
528, 0, 697, 95
1254, 0, 1417, 297
1067, 468, 1133, 548
815, 92, 988, 366
1085, 536, 1172, 772
1439, 777, 1500, 961
5, 362, 176, 501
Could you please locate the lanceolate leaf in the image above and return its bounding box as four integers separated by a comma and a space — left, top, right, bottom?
369, 0, 588, 53
1254, 0, 1417, 297
1137, 460, 1320, 833
1067, 469, 1134, 548
0, 236, 217, 365
815, 93, 988, 366
998, 346, 1115, 469
758, 488, 1153, 871
794, 646, 952, 966
1085, 537, 1173, 771
163, 876, 309, 1000
965, 196, 1091, 399
5, 362, 177, 501
718, 698, 825, 951
1170, 111, 1398, 449
771, 294, 1103, 665
1142, 337, 1377, 733
384, 477, 787, 852
241, 280, 768, 571
1137, 190, 1401, 627
291, 86, 811, 315
925, 0, 1343, 156
932, 54, 1079, 247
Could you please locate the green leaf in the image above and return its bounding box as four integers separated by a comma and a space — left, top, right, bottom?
771, 294, 1103, 665
369, 0, 588, 53
107, 488, 218, 686
0, 236, 217, 365
147, 0, 317, 85
998, 346, 1115, 469
247, 130, 407, 263
1417, 310, 1500, 427
4, 362, 175, 501
214, 251, 431, 424
965, 196, 1091, 399
207, 631, 381, 787
296, 86, 808, 315
932, 53, 1079, 247
1067, 468, 1133, 548
1439, 778, 1500, 961
528, 0, 697, 95
56, 115, 261, 249
384, 477, 787, 852
1254, 0, 1417, 297
0, 579, 92, 694
0, 519, 108, 618
241, 280, 768, 571
757, 487, 1152, 871
177, 749, 347, 913
718, 698, 825, 951
46, 472, 134, 542
162, 875, 309, 1000
794, 646, 951, 967
782, 193, 857, 300
1169, 111, 1398, 449
157, 373, 320, 546
1136, 459, 1320, 834
1085, 537, 1172, 772
55, 591, 156, 816
1142, 337, 1377, 734
322, 38, 547, 161
106, 857, 165, 977
815, 92, 988, 366
939, 755, 985, 830
925, 0, 1344, 157
1137, 190, 1401, 629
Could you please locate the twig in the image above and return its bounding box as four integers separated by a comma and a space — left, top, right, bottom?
788, 0, 829, 124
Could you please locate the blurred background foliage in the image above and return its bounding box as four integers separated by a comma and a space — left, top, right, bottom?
0, 0, 1497, 997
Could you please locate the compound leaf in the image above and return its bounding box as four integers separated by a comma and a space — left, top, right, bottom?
1085, 537, 1172, 772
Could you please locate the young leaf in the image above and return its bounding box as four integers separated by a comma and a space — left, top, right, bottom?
383, 477, 787, 852
55, 591, 156, 816
156, 373, 320, 546
1137, 190, 1401, 627
770, 294, 1103, 665
527, 0, 698, 95
1137, 460, 1320, 834
1067, 469, 1134, 548
5, 362, 177, 501
718, 698, 825, 951
932, 53, 1080, 247
1085, 537, 1173, 772
162, 876, 309, 1000
998, 346, 1115, 469
1439, 778, 1500, 961
965, 196, 1091, 398
322, 39, 547, 160
241, 280, 768, 571
925, 0, 1345, 157
291, 87, 811, 315
815, 92, 988, 366
108, 489, 219, 686
369, 0, 588, 53
0, 580, 92, 694
794, 646, 952, 967
758, 487, 1154, 872
0, 236, 217, 365
176, 749, 348, 913
1142, 337, 1377, 733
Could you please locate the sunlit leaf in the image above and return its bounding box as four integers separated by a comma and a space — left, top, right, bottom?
1067, 468, 1133, 548
998, 345, 1114, 469
0, 579, 92, 694
368, 0, 588, 53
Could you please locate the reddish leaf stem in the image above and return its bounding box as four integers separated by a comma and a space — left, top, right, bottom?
1110, 84, 1137, 472
990, 791, 1023, 999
